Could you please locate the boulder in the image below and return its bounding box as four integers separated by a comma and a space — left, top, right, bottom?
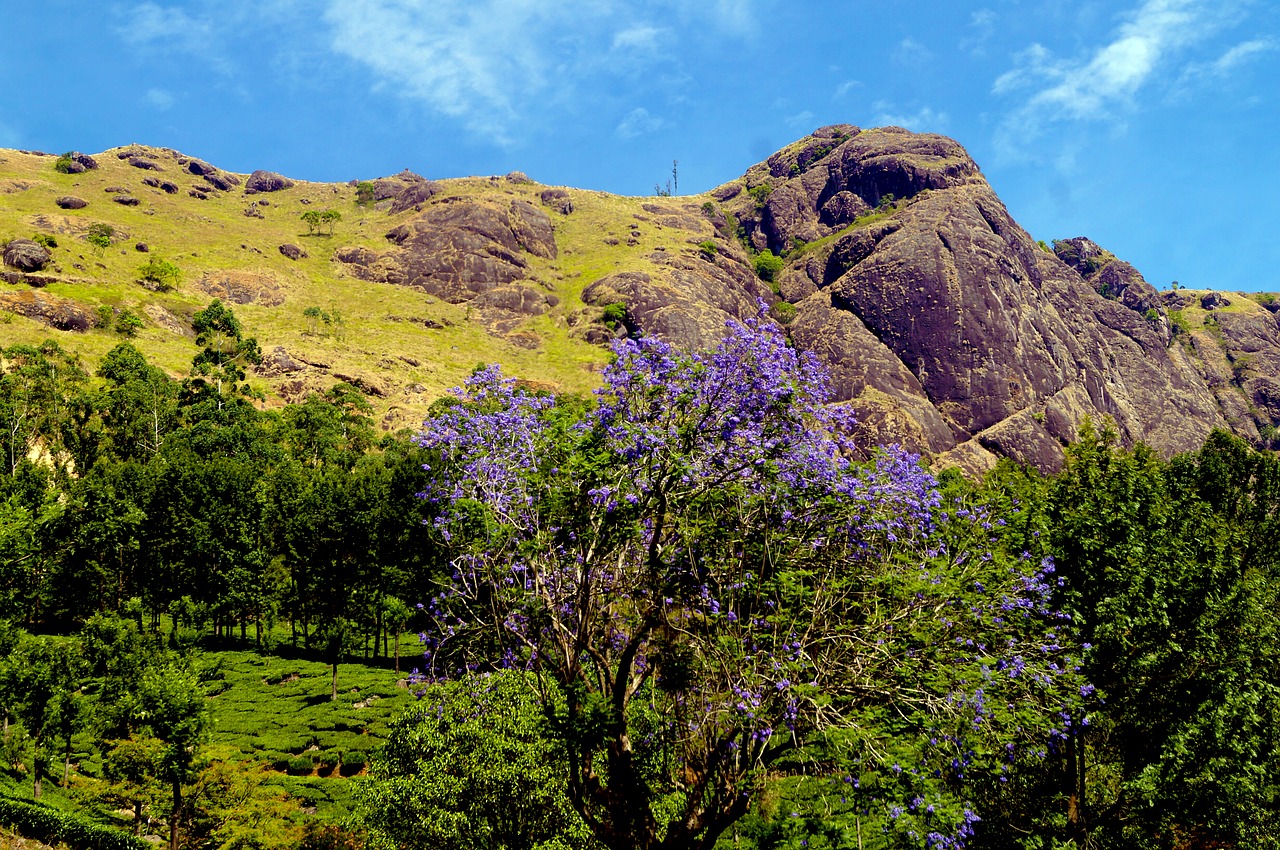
136, 243, 149, 252
113, 195, 141, 206
279, 243, 307, 260
186, 159, 217, 176
70, 152, 98, 170
129, 156, 163, 171
159, 181, 179, 194
55, 196, 88, 210
245, 170, 293, 193
3, 239, 52, 272
539, 188, 574, 215
206, 173, 239, 191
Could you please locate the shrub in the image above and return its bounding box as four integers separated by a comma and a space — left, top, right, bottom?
87, 223, 114, 253
770, 301, 797, 325
341, 750, 367, 775
753, 249, 783, 284
287, 755, 314, 775
137, 257, 181, 291
32, 233, 56, 249
748, 182, 773, 210
115, 309, 144, 337
355, 181, 376, 206
601, 302, 627, 331
316, 751, 341, 775
0, 797, 147, 850
700, 201, 716, 218
697, 240, 718, 260
54, 152, 75, 174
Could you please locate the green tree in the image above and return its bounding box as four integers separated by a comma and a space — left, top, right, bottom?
360, 670, 598, 850
101, 735, 165, 835
187, 300, 263, 409
137, 257, 181, 292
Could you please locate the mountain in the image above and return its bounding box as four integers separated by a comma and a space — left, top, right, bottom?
1, 129, 1276, 472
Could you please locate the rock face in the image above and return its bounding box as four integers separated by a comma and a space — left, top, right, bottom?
245, 170, 293, 193
599, 126, 1236, 472
3, 239, 52, 272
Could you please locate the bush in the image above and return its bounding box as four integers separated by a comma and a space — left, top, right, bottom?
697, 240, 718, 260
753, 249, 783, 284
770, 301, 797, 325
54, 152, 75, 174
601, 302, 627, 331
137, 257, 181, 291
287, 755, 314, 775
87, 223, 113, 253
115, 309, 144, 337
32, 233, 57, 249
341, 750, 366, 775
316, 751, 340, 774
355, 181, 376, 206
748, 182, 773, 210
0, 796, 148, 850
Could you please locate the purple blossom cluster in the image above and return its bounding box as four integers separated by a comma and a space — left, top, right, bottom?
413, 313, 1087, 849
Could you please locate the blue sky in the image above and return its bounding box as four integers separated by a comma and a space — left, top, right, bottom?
3, 0, 1278, 291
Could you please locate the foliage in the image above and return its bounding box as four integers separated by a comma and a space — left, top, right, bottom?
752, 249, 783, 284
748, 182, 773, 210
355, 182, 376, 207
697, 240, 718, 260
600, 303, 627, 332
769, 301, 797, 325
359, 670, 597, 850
114, 310, 144, 337
32, 233, 57, 250
86, 224, 114, 254
415, 316, 1085, 850
54, 152, 76, 174
301, 210, 342, 236
0, 795, 149, 850
137, 257, 181, 292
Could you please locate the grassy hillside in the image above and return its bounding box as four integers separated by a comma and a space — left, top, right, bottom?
0, 146, 723, 430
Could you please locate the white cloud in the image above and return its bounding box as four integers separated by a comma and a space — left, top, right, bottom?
612, 25, 663, 53
1177, 37, 1275, 85
871, 102, 948, 132
893, 37, 933, 67
993, 0, 1241, 158
118, 2, 213, 48
833, 79, 862, 99
785, 110, 816, 129
145, 88, 175, 110
320, 0, 766, 142
962, 8, 997, 55
615, 107, 664, 139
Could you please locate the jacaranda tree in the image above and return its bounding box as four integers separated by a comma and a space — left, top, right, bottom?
415, 316, 1086, 850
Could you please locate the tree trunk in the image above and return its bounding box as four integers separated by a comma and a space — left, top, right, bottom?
331, 662, 339, 701
170, 778, 182, 850
134, 800, 144, 835
63, 736, 72, 786
394, 633, 401, 676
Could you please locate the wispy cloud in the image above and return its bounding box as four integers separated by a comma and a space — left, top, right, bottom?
1176, 37, 1275, 87
785, 110, 816, 129
145, 88, 175, 110
322, 0, 763, 143
833, 79, 861, 99
892, 37, 933, 67
993, 0, 1243, 159
961, 9, 997, 56
615, 107, 664, 139
872, 102, 948, 133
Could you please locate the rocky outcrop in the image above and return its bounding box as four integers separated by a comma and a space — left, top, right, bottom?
592, 126, 1237, 472
55, 196, 88, 209
279, 243, 307, 260
0, 291, 93, 331
3, 239, 52, 272
245, 170, 293, 193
